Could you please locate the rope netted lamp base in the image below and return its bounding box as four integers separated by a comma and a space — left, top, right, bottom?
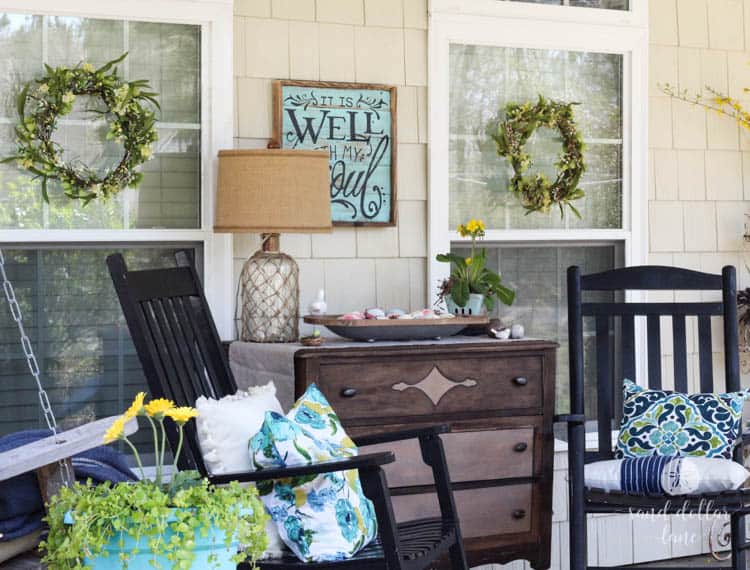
240, 234, 299, 343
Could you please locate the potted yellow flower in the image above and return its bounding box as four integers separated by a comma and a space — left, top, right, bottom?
437, 219, 515, 315
42, 394, 268, 570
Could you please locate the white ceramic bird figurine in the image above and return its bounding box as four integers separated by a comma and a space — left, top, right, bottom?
309, 289, 327, 315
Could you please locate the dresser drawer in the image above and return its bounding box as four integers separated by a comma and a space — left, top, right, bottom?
392, 484, 533, 538
359, 426, 536, 487
317, 355, 543, 420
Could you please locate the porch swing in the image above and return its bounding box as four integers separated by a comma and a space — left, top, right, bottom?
0, 247, 137, 563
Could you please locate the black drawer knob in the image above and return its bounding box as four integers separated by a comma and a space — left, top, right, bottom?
512, 509, 526, 520
513, 442, 528, 453
513, 376, 528, 386
341, 387, 358, 398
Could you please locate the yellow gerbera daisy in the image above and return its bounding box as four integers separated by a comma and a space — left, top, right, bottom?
164, 406, 199, 425
124, 392, 146, 419
103, 416, 127, 444
144, 398, 175, 418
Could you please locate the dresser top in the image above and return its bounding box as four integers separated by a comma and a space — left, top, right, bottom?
231, 335, 558, 360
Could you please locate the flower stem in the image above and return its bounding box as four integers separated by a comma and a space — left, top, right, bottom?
122, 436, 146, 480
147, 415, 161, 485
173, 425, 184, 471
159, 419, 168, 483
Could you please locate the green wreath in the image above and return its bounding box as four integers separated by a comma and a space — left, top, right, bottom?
491, 95, 586, 218
4, 53, 159, 204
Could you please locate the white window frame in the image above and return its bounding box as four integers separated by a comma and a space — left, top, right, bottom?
0, 0, 235, 338
428, 0, 649, 299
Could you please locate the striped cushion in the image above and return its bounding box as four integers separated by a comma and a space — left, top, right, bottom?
586, 457, 749, 496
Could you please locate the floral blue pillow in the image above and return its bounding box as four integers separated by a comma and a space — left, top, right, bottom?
249, 385, 377, 562
616, 379, 749, 459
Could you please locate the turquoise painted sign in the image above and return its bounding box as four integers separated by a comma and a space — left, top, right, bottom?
274, 81, 397, 225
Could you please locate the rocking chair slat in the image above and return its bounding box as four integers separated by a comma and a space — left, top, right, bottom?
698, 314, 713, 392
672, 315, 688, 393
0, 415, 137, 482
595, 315, 612, 457
646, 314, 662, 389
621, 314, 636, 382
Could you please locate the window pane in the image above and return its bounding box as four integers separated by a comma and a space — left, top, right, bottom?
0, 246, 202, 462
451, 243, 622, 414
0, 14, 201, 230
507, 0, 629, 9
449, 44, 623, 230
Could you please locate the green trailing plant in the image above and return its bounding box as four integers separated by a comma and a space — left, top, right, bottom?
436, 219, 515, 312
491, 95, 586, 218
3, 52, 159, 204
40, 394, 268, 570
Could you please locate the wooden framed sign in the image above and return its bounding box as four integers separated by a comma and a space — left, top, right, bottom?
272, 80, 397, 226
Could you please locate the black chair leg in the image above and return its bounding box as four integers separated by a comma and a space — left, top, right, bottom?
448, 540, 469, 570
732, 513, 747, 570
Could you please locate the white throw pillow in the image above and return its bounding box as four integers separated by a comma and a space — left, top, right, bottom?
195, 382, 286, 558
195, 382, 283, 475
585, 457, 749, 496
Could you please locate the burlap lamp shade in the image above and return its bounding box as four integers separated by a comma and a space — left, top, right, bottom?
215, 149, 331, 342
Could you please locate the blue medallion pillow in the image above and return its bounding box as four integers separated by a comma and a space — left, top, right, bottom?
249, 385, 377, 562
616, 379, 749, 459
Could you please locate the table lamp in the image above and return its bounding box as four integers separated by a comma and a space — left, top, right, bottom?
215, 149, 332, 342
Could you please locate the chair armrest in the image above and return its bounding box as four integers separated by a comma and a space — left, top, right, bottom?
554, 414, 586, 425
207, 451, 395, 485
354, 424, 451, 447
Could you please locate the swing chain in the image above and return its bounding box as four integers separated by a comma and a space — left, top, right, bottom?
0, 248, 74, 488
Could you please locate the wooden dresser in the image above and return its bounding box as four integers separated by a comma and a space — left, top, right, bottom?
291, 338, 558, 569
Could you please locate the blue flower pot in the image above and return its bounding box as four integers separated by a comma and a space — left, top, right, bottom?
65, 510, 239, 570
84, 524, 236, 570
445, 293, 485, 316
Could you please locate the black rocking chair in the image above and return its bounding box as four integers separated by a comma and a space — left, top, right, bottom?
560, 264, 748, 570
106, 252, 469, 570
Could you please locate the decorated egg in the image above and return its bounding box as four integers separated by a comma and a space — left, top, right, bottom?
365, 307, 386, 319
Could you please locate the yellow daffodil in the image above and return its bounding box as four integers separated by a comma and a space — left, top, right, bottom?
103, 416, 127, 444
124, 392, 146, 419
144, 398, 175, 418
165, 406, 199, 425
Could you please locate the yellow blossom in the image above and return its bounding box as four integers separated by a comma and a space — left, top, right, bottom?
103, 416, 127, 443
456, 224, 467, 237
124, 392, 146, 419
81, 62, 95, 73
164, 406, 199, 425
144, 398, 175, 418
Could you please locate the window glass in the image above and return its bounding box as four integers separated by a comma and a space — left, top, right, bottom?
0, 14, 201, 230
0, 246, 202, 462
451, 243, 622, 414
449, 44, 623, 230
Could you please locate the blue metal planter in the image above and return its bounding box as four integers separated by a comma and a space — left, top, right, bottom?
84, 524, 237, 570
